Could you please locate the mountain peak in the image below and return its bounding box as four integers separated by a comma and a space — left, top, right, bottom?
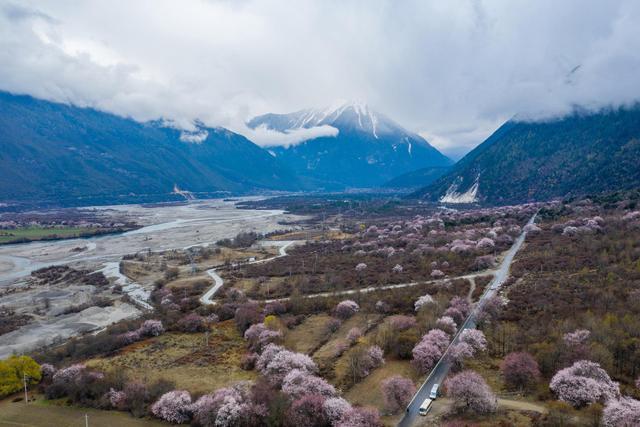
249, 101, 406, 141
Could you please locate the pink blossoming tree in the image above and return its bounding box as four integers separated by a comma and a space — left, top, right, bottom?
445, 370, 497, 415
549, 360, 620, 407
381, 375, 416, 414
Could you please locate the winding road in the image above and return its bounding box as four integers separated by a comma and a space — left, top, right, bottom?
199, 239, 499, 306
398, 212, 538, 427
199, 240, 296, 305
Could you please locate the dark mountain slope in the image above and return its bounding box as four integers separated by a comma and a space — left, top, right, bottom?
382, 166, 451, 189
0, 92, 301, 205
414, 106, 640, 204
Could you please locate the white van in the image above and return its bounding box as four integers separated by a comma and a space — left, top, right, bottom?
418, 398, 433, 416
429, 383, 439, 399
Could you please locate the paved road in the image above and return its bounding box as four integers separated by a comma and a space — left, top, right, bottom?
398, 213, 538, 427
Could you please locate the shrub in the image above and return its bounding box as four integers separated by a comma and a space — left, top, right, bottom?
412, 329, 450, 374
151, 390, 192, 424
414, 294, 434, 312
281, 370, 337, 399
550, 360, 620, 407
256, 344, 318, 386
355, 263, 367, 272
445, 370, 497, 415
244, 323, 282, 352
234, 302, 262, 333
264, 301, 287, 316
346, 327, 363, 345
106, 388, 126, 410
449, 342, 474, 369
139, 319, 164, 337
472, 255, 496, 270
602, 397, 640, 427
326, 318, 342, 333
443, 307, 465, 325
448, 296, 471, 317
336, 406, 382, 427
459, 329, 487, 352
323, 397, 352, 424
240, 352, 258, 371
500, 352, 540, 391
191, 383, 256, 427
389, 315, 417, 331
177, 313, 207, 332
286, 394, 328, 426
436, 316, 457, 335
430, 269, 445, 278
381, 375, 416, 414
123, 381, 148, 417
335, 300, 359, 319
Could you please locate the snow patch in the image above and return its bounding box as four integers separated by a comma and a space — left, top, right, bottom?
179, 129, 209, 143
440, 176, 480, 204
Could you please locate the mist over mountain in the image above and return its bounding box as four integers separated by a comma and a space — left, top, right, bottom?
248, 101, 452, 189
413, 105, 640, 205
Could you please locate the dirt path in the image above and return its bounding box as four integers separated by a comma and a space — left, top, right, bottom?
498, 398, 548, 413
199, 237, 497, 305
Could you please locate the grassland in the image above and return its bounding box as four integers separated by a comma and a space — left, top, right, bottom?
0, 226, 107, 245
283, 313, 333, 354
0, 396, 166, 427
87, 320, 255, 395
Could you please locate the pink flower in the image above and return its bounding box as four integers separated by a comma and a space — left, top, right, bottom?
550, 360, 620, 407
445, 370, 497, 414
282, 369, 337, 399
602, 397, 640, 427
151, 390, 192, 424
381, 375, 416, 414
459, 329, 487, 352
335, 300, 359, 319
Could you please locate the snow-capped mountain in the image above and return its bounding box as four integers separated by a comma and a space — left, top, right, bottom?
414, 105, 640, 204
248, 101, 452, 189
250, 101, 393, 139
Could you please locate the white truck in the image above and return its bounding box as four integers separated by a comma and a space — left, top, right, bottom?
418, 398, 433, 416
429, 383, 439, 399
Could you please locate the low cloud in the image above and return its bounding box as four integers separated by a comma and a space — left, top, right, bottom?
1, 1, 639, 154
243, 124, 339, 148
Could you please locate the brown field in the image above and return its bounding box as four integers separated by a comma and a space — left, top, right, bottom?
313, 313, 383, 363
0, 396, 165, 427
87, 321, 255, 395
345, 359, 422, 423
283, 314, 333, 354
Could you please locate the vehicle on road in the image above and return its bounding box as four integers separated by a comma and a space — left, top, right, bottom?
429, 383, 439, 399
419, 398, 433, 416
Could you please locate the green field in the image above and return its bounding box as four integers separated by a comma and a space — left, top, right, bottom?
0, 396, 166, 427
0, 227, 104, 245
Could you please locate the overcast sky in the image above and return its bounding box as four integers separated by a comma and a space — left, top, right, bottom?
1, 0, 639, 159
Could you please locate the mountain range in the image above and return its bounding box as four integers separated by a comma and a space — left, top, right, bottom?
414, 106, 640, 204
3, 90, 640, 208
247, 102, 452, 189
0, 91, 302, 206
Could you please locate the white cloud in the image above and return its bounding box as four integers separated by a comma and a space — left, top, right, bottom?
1, 0, 639, 155
246, 124, 339, 148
